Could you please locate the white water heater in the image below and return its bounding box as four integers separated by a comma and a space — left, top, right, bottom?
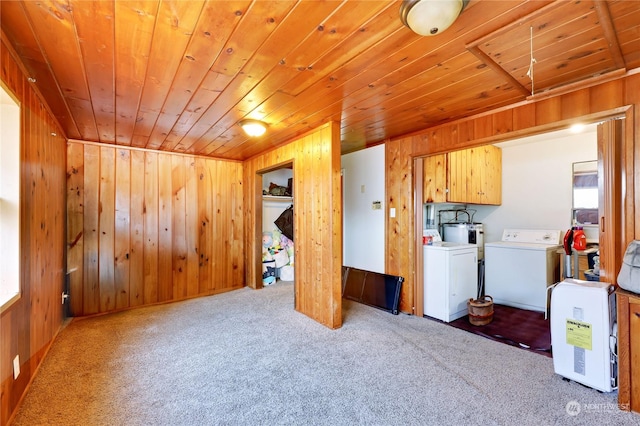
550, 279, 617, 392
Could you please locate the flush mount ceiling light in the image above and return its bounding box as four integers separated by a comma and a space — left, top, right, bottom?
239, 119, 268, 137
399, 0, 469, 36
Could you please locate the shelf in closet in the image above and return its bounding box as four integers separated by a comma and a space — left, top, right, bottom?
263, 195, 293, 202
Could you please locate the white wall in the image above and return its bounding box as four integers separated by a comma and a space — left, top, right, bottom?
472, 126, 598, 244
262, 168, 292, 193
262, 169, 293, 233
342, 145, 385, 273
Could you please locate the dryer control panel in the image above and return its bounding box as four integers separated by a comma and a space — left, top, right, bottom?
501, 229, 561, 245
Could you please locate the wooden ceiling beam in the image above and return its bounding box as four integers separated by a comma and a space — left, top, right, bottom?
594, 0, 626, 70
466, 45, 531, 97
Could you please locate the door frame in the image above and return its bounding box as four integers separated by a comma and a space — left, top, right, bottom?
255, 161, 295, 289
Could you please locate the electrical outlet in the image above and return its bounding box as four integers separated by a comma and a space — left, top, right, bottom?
13, 355, 20, 379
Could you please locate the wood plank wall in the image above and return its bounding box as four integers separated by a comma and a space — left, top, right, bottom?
385, 138, 415, 314
243, 122, 342, 329
1, 38, 67, 426
386, 75, 639, 315
66, 142, 245, 316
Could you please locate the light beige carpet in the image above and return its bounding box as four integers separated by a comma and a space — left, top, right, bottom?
12, 281, 640, 425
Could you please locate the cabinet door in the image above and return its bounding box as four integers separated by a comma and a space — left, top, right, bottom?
448, 146, 502, 205
423, 154, 447, 203
477, 145, 502, 205
467, 147, 484, 204
631, 300, 640, 412
446, 149, 470, 203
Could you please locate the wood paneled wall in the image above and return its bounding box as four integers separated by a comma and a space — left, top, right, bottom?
1, 38, 67, 426
385, 139, 415, 314
66, 142, 244, 316
386, 75, 639, 315
243, 122, 342, 329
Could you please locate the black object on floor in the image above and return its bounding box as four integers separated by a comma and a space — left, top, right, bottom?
447, 304, 552, 357
342, 266, 403, 315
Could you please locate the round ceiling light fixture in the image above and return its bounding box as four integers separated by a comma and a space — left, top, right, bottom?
239, 119, 268, 137
399, 0, 469, 36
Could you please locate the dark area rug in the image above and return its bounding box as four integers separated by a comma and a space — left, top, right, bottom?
447, 304, 552, 358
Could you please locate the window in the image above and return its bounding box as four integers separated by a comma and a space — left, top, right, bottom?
571, 160, 599, 227
0, 84, 20, 311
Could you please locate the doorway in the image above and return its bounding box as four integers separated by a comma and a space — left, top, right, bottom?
414, 109, 632, 317
257, 163, 294, 289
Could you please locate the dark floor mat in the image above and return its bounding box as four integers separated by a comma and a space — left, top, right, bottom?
447, 304, 552, 358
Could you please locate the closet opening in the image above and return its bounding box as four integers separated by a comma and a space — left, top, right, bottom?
257, 163, 295, 289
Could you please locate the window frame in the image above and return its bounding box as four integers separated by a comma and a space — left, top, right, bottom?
0, 83, 22, 312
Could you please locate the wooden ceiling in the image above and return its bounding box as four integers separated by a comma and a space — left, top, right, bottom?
2, 0, 639, 160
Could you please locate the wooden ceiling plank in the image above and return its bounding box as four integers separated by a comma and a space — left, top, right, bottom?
152, 0, 251, 152
132, 0, 206, 147
176, 0, 298, 153
608, 1, 640, 64
332, 65, 511, 137
165, 71, 235, 151
231, 20, 411, 150
21, 0, 99, 140
114, 1, 159, 146
73, 0, 116, 143
483, 20, 605, 70
263, 0, 548, 140
471, 2, 612, 93
1, 2, 80, 138
3, 49, 81, 140
344, 68, 506, 133
259, 0, 634, 155
187, 0, 394, 155
609, 0, 640, 54
495, 25, 609, 76
348, 88, 519, 145
594, 0, 626, 69
507, 39, 617, 89
280, 52, 487, 135
4, 0, 640, 160
478, 1, 599, 56
174, 0, 340, 154
187, 6, 388, 156
66, 97, 100, 138
186, 2, 389, 155
276, 0, 399, 97
184, 91, 295, 155
467, 0, 565, 50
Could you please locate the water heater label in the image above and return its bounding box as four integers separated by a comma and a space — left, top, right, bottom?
566, 319, 592, 351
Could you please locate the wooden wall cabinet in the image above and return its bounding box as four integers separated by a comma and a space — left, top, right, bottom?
422, 154, 447, 203
423, 145, 502, 205
617, 288, 640, 413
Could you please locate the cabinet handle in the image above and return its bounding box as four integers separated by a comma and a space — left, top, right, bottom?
635, 312, 640, 318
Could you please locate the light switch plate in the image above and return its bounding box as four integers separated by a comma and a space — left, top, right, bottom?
390, 207, 396, 218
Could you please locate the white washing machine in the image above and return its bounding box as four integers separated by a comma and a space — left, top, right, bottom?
484, 229, 562, 312
423, 230, 478, 322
